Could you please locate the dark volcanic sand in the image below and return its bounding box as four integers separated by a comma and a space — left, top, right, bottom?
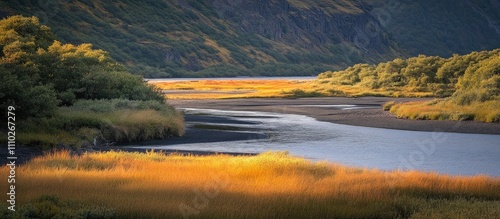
169, 97, 500, 135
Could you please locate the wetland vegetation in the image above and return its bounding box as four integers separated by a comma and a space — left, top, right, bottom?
1, 151, 499, 218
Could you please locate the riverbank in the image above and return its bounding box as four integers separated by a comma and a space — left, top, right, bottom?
169, 97, 500, 134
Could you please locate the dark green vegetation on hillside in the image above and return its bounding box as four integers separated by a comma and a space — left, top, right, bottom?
2, 0, 498, 77
318, 49, 500, 122
0, 16, 184, 148
0, 0, 395, 77
367, 0, 500, 57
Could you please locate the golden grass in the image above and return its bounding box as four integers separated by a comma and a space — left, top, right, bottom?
322, 85, 434, 98
3, 151, 499, 218
151, 79, 319, 99
389, 99, 500, 122
150, 79, 434, 99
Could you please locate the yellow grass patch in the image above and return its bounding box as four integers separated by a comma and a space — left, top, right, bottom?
3, 151, 499, 218
314, 79, 435, 98
151, 78, 436, 100
151, 79, 319, 99
389, 99, 500, 122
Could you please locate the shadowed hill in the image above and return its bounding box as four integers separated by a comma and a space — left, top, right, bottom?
1, 0, 499, 77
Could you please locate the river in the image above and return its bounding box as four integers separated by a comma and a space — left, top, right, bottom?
133, 107, 500, 177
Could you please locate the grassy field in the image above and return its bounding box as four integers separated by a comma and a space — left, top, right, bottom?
386, 99, 500, 123
316, 83, 435, 98
3, 151, 499, 218
150, 79, 433, 99
151, 79, 319, 99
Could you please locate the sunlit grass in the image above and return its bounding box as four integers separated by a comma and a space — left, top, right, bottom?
320, 85, 434, 98
151, 79, 319, 99
3, 151, 499, 218
150, 79, 433, 99
388, 99, 500, 122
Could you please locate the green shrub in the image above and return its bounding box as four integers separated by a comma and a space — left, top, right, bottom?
327, 89, 347, 96
283, 89, 325, 98
452, 92, 478, 105
454, 113, 475, 121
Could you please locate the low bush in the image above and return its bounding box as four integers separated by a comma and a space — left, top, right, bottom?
282, 89, 326, 98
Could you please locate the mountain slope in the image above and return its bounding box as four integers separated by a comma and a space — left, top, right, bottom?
368, 0, 500, 57
1, 0, 499, 77
0, 0, 401, 77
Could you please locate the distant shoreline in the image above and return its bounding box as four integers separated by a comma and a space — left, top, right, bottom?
169, 97, 500, 135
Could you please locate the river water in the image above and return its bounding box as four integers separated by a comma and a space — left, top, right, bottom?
138, 107, 500, 177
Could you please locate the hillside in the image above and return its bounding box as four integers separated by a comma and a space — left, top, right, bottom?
1, 0, 499, 77
367, 0, 500, 57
